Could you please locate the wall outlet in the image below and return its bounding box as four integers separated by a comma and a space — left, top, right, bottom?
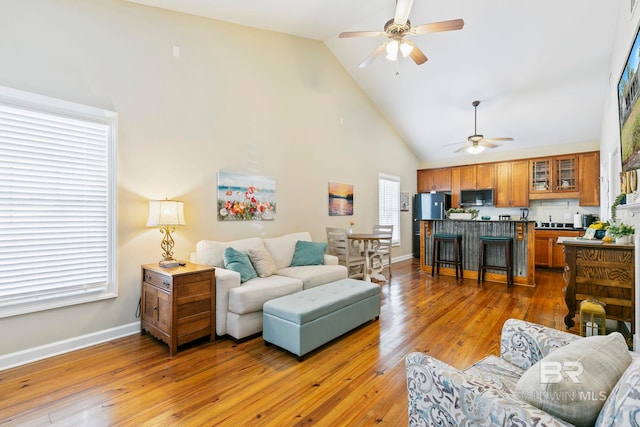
563, 212, 571, 220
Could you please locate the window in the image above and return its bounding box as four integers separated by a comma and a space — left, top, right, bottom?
378, 173, 400, 245
0, 86, 117, 318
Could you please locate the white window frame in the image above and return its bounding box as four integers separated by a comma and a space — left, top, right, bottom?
378, 173, 400, 246
0, 86, 118, 318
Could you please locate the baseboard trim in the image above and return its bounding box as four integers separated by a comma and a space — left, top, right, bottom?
0, 322, 140, 371
392, 254, 413, 263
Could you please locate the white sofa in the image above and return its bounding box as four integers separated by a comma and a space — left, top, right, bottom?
192, 232, 348, 340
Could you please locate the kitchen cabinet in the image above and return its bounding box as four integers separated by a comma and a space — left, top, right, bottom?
459, 164, 494, 189
529, 155, 579, 200
534, 229, 581, 268
495, 160, 529, 207
417, 168, 451, 193
450, 167, 461, 207
579, 151, 600, 206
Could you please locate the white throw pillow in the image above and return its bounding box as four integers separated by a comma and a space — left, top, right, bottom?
247, 246, 277, 277
516, 332, 631, 427
263, 232, 311, 269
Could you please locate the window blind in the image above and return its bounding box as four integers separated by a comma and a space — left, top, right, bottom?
0, 87, 117, 317
378, 173, 400, 245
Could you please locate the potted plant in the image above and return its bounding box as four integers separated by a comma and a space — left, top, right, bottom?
610, 193, 626, 223
447, 207, 479, 220
607, 222, 635, 244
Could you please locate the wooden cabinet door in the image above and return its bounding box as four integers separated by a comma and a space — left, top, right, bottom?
535, 235, 551, 267
495, 161, 528, 207
459, 165, 476, 189
432, 168, 452, 191
450, 167, 461, 207
476, 164, 494, 189
530, 159, 551, 193
417, 170, 431, 193
579, 151, 600, 206
142, 283, 171, 335
553, 155, 578, 193
417, 168, 451, 192
510, 160, 529, 207
552, 239, 567, 267
495, 162, 511, 207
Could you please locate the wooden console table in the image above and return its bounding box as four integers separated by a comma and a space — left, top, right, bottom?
561, 240, 634, 347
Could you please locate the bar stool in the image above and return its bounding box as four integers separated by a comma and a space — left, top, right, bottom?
477, 236, 513, 287
431, 233, 463, 279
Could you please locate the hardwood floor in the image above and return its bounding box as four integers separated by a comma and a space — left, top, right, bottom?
0, 260, 572, 426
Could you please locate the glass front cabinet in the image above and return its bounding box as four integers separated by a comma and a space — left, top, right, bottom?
529, 155, 578, 195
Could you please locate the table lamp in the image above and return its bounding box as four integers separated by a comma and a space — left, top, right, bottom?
146, 199, 186, 262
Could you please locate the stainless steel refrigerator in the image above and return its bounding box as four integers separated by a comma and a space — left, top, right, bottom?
412, 193, 451, 258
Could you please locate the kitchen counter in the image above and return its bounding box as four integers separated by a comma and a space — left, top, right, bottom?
419, 219, 535, 286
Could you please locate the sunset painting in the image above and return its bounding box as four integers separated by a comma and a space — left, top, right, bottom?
328, 182, 353, 216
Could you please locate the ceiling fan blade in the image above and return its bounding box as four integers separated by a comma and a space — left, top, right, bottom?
480, 142, 499, 149
394, 0, 414, 25
404, 40, 428, 65
358, 42, 387, 68
482, 137, 514, 142
339, 31, 384, 38
455, 144, 472, 153
411, 19, 465, 35
443, 141, 468, 147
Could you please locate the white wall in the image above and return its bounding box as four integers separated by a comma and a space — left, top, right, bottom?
600, 2, 640, 214
0, 0, 419, 361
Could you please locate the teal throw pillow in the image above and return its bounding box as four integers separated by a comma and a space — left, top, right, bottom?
290, 241, 327, 267
224, 247, 258, 283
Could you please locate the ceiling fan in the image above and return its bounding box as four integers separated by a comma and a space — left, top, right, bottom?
338, 0, 464, 68
452, 101, 514, 154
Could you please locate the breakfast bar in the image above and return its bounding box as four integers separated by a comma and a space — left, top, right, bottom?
419, 219, 536, 286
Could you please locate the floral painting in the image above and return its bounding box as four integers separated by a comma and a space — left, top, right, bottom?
328, 182, 353, 216
217, 172, 276, 221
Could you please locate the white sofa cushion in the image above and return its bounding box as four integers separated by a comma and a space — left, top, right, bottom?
263, 232, 311, 269
196, 237, 264, 268
277, 264, 347, 289
228, 275, 303, 314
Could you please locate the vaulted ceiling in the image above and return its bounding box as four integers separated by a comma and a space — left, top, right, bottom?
128, 0, 623, 164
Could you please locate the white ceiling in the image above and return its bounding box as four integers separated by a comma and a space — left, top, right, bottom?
128, 0, 623, 164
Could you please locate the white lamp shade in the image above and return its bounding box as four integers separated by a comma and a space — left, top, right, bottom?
146, 200, 186, 227
467, 144, 485, 154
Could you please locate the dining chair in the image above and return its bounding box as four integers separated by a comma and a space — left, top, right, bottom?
372, 224, 393, 277
326, 227, 366, 279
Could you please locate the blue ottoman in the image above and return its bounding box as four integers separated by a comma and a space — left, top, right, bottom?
263, 278, 381, 359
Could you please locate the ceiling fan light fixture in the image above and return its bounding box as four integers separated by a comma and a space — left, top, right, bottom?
385, 40, 399, 60
467, 144, 485, 154
399, 40, 413, 57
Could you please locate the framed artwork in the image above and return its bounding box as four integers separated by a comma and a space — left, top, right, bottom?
617, 22, 640, 172
217, 172, 276, 221
400, 192, 410, 211
328, 182, 353, 216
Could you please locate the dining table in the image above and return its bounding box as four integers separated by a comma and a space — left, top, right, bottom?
347, 232, 392, 282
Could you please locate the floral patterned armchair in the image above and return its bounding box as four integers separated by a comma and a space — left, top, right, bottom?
406, 318, 640, 426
